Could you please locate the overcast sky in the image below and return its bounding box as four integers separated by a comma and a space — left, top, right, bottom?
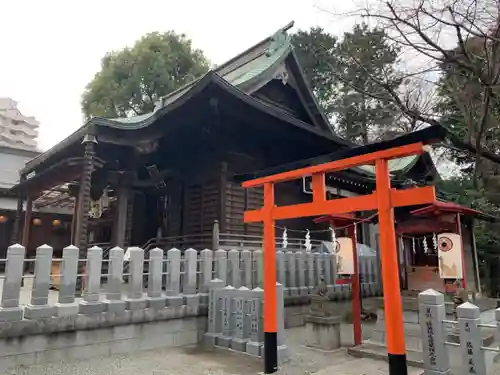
0, 0, 361, 152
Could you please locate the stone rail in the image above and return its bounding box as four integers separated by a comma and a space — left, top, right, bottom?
418, 289, 499, 375
0, 243, 382, 371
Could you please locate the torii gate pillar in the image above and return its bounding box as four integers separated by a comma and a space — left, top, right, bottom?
243, 141, 439, 375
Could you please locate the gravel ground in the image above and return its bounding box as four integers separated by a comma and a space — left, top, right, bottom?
6, 324, 408, 375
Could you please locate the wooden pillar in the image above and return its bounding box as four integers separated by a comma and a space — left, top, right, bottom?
219, 161, 228, 232
124, 191, 134, 247
470, 219, 482, 294
456, 213, 467, 289
114, 185, 130, 248
70, 193, 79, 245
21, 197, 33, 248
75, 134, 97, 292
11, 175, 26, 244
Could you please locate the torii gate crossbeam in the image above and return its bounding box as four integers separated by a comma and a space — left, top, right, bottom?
242, 141, 438, 375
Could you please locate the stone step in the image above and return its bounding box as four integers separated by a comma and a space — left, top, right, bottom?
347, 343, 424, 368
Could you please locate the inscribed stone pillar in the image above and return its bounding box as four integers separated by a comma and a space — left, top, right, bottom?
125, 247, 147, 310
231, 286, 250, 352
146, 247, 166, 310
204, 278, 225, 349
79, 246, 105, 314
214, 249, 227, 284
307, 252, 315, 293
217, 285, 235, 348
55, 245, 79, 316
166, 248, 182, 307
297, 251, 308, 296
228, 249, 240, 288
457, 302, 486, 375
103, 246, 126, 313
418, 289, 451, 375
254, 250, 264, 288
25, 244, 55, 318
0, 244, 25, 321
287, 251, 298, 297
241, 250, 252, 288
246, 287, 264, 357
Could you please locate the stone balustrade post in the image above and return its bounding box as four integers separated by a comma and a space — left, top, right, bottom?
254, 249, 264, 288
204, 278, 225, 349
183, 248, 198, 295
146, 247, 166, 310
199, 249, 213, 294
241, 250, 252, 288
228, 249, 240, 288
79, 246, 105, 314
276, 250, 286, 288
307, 252, 315, 293
418, 289, 451, 375
125, 247, 146, 310
297, 251, 308, 296
214, 249, 227, 284
287, 251, 298, 297
457, 302, 486, 375
246, 286, 264, 357
314, 252, 322, 287
324, 252, 334, 294
103, 247, 126, 313
0, 244, 25, 321
25, 244, 55, 318
55, 245, 79, 316
166, 248, 182, 307
183, 248, 200, 314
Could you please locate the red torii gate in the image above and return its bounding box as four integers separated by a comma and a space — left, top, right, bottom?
241, 126, 446, 375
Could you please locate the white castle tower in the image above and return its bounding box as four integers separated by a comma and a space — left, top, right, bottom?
0, 98, 38, 150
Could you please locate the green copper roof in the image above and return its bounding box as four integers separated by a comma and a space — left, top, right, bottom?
354, 155, 420, 176
109, 25, 292, 127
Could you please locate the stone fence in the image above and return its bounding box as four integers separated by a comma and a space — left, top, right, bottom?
0, 244, 382, 320
0, 243, 381, 371
419, 289, 499, 375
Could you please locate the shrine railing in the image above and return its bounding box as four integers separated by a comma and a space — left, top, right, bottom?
0, 244, 382, 322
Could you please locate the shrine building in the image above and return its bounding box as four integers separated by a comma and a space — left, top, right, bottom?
9, 22, 488, 294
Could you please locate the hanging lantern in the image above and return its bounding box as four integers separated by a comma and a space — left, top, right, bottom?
0, 215, 7, 224
305, 229, 312, 252
52, 219, 62, 227
423, 237, 429, 254
437, 233, 464, 279
32, 218, 42, 226
282, 227, 288, 249
412, 237, 416, 254
335, 237, 355, 275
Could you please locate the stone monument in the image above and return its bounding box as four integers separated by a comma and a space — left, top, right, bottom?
305, 277, 341, 350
